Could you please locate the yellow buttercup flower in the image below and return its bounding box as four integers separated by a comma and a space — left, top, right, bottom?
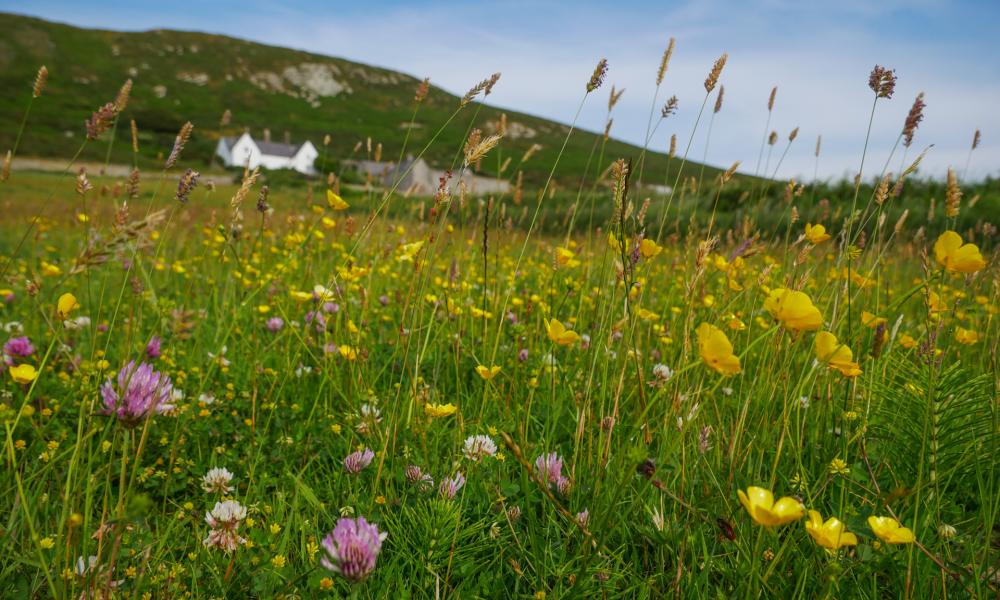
933, 231, 985, 273
9, 364, 38, 384
326, 189, 349, 211
860, 311, 886, 328
476, 365, 501, 380
397, 241, 425, 262
955, 327, 979, 345
424, 402, 458, 418
764, 288, 823, 332
639, 238, 662, 258
608, 231, 628, 253
725, 315, 747, 331
57, 293, 79, 319
737, 486, 805, 527
555, 247, 580, 268
804, 223, 831, 244
696, 323, 741, 375
867, 516, 915, 544
41, 261, 63, 277
636, 308, 659, 321
546, 318, 580, 346
927, 291, 948, 315
815, 331, 861, 377
804, 510, 858, 550
899, 334, 917, 349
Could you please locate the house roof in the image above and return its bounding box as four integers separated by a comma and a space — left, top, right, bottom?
348, 156, 427, 176
223, 135, 311, 158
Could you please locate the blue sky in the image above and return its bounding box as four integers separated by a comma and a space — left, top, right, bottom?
3, 0, 998, 180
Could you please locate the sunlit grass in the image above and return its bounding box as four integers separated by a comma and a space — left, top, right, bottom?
1, 52, 998, 600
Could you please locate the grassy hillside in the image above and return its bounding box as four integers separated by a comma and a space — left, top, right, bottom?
0, 12, 721, 187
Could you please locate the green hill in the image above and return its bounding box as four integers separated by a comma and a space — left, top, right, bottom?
0, 12, 720, 187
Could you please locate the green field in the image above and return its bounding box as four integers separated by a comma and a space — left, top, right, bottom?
1, 19, 999, 600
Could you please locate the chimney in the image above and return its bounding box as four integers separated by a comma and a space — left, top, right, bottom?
263, 128, 271, 143
284, 130, 291, 145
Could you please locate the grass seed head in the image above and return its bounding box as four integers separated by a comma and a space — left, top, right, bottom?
704, 53, 728, 93
587, 58, 608, 93
85, 102, 116, 140
656, 37, 676, 85
608, 85, 625, 111
165, 121, 194, 169
114, 78, 133, 113
175, 168, 200, 203
868, 65, 897, 98
945, 168, 961, 217
661, 95, 679, 118
32, 65, 48, 98
415, 77, 430, 103
902, 92, 925, 147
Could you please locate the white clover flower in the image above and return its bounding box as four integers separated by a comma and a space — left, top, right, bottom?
462, 435, 497, 462
63, 316, 91, 330
652, 363, 674, 381
202, 467, 235, 494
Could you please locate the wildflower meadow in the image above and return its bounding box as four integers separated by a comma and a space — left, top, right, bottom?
1, 24, 998, 600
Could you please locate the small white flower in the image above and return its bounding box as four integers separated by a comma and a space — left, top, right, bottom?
208, 346, 230, 367
652, 363, 674, 381
355, 403, 382, 434
313, 284, 336, 301
63, 316, 91, 330
203, 500, 247, 553
359, 403, 381, 421
202, 467, 235, 494
462, 435, 497, 462
76, 555, 98, 576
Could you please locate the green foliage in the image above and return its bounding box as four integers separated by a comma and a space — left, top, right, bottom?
0, 12, 722, 187
870, 352, 998, 503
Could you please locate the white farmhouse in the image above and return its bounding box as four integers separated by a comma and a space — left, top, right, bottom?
345, 156, 510, 196
215, 132, 318, 175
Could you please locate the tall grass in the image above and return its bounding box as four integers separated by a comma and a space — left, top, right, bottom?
0, 40, 997, 600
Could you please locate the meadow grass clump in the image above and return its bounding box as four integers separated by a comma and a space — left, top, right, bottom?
0, 38, 998, 600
